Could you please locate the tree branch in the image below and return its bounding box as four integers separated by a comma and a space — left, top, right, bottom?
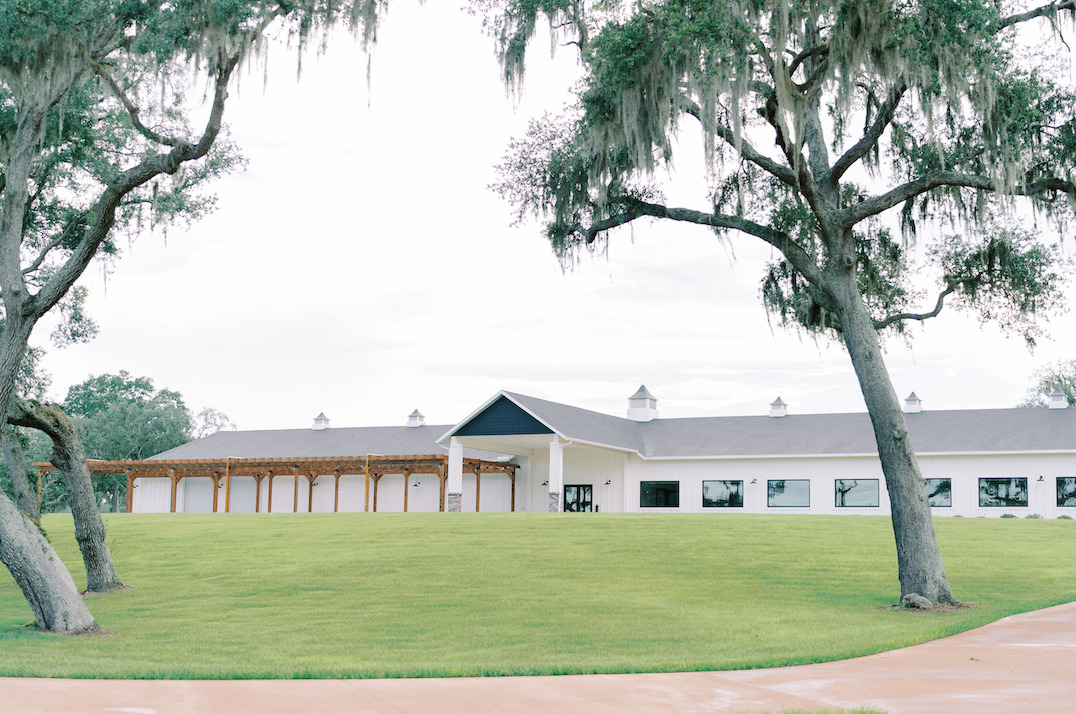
872, 278, 958, 331
576, 200, 826, 288
842, 171, 1076, 227
826, 82, 907, 189
993, 0, 1076, 32
680, 98, 797, 188
87, 58, 185, 148
26, 50, 242, 323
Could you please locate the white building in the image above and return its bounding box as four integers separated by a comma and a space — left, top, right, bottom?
135, 387, 1076, 518
440, 387, 1076, 518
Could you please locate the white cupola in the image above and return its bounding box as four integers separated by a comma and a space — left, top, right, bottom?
407, 409, 426, 427
627, 385, 659, 422
769, 397, 788, 418
312, 412, 330, 431
1049, 388, 1069, 410
903, 392, 923, 414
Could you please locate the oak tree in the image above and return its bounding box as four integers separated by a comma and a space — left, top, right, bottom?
0, 0, 385, 632
483, 0, 1076, 605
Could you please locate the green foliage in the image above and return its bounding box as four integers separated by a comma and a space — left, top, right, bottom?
484, 0, 1075, 342
931, 226, 1067, 347
1022, 358, 1076, 407
56, 371, 193, 513
63, 371, 160, 419
0, 514, 1071, 678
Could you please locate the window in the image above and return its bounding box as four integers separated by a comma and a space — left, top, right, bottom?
1058, 478, 1076, 507
978, 478, 1028, 507
926, 478, 952, 507
702, 480, 743, 508
563, 485, 593, 512
834, 479, 880, 507
767, 479, 810, 507
640, 481, 679, 508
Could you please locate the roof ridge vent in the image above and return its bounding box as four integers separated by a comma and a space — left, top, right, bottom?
312, 412, 330, 431
407, 409, 426, 427
1049, 388, 1069, 410
627, 385, 659, 422
904, 392, 923, 414
769, 397, 788, 418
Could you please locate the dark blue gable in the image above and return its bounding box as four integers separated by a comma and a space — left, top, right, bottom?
454, 395, 554, 436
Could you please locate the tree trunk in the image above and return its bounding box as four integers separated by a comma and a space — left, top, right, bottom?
2, 427, 40, 523
834, 280, 956, 606
8, 399, 123, 593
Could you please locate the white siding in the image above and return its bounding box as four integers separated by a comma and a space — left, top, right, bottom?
227, 476, 259, 513
563, 447, 626, 513
336, 474, 368, 512
132, 477, 170, 512
181, 477, 215, 513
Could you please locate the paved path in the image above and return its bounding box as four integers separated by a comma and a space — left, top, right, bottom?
6, 601, 1076, 713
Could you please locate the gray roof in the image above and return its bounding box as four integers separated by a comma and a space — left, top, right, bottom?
629, 385, 656, 401
496, 392, 1076, 458
150, 425, 508, 462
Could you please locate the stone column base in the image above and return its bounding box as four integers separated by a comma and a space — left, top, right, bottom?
548, 491, 561, 513
446, 492, 462, 513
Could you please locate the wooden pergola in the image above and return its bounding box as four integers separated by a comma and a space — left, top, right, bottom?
35, 454, 519, 514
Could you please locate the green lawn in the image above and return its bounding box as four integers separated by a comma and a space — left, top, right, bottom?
0, 513, 1072, 679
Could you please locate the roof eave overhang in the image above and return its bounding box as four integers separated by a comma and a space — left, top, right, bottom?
637, 448, 1076, 461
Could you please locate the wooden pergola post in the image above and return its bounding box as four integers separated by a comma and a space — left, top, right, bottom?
371, 474, 381, 512
253, 474, 264, 513
364, 461, 370, 512
125, 469, 134, 514
168, 468, 179, 513
438, 458, 447, 512
267, 470, 275, 513
306, 474, 316, 513
333, 469, 341, 513
211, 471, 222, 513
475, 468, 482, 513
292, 467, 300, 513
510, 472, 516, 512
224, 457, 233, 513
403, 469, 411, 513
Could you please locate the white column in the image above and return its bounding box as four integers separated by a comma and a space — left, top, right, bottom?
548, 436, 564, 513
447, 437, 464, 513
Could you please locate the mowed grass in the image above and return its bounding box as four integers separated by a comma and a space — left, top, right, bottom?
0, 513, 1072, 679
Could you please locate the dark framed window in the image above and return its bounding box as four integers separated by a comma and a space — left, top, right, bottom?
640, 481, 679, 508
978, 477, 1028, 507
834, 479, 880, 507
767, 479, 810, 507
1058, 478, 1076, 507
926, 478, 952, 507
702, 480, 743, 508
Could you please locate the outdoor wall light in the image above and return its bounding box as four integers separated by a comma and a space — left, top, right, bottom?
412, 481, 422, 487
604, 480, 612, 485
541, 480, 549, 486
750, 479, 757, 484
1038, 476, 1045, 482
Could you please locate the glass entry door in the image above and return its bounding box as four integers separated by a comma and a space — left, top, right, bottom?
564, 484, 593, 512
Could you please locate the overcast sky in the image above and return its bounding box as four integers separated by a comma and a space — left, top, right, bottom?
32, 2, 1076, 431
